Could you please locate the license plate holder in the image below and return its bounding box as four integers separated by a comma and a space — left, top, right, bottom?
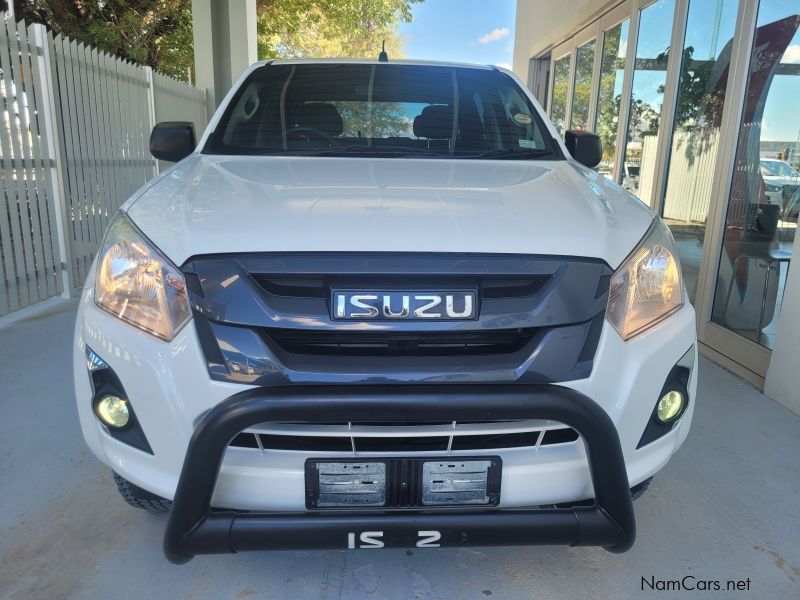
305, 457, 501, 509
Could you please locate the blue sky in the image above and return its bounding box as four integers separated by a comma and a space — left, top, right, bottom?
398, 0, 517, 68
395, 0, 799, 142
630, 0, 799, 141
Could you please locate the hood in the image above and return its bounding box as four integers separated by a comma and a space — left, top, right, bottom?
762, 174, 800, 186
127, 155, 654, 269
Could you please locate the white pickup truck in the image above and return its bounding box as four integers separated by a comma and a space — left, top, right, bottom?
73, 59, 696, 563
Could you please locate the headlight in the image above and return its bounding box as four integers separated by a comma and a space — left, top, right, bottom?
94, 213, 191, 341
606, 219, 683, 340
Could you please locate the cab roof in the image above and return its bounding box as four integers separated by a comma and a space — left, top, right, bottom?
257, 58, 498, 71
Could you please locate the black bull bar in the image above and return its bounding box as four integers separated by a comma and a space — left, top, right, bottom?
164, 385, 636, 563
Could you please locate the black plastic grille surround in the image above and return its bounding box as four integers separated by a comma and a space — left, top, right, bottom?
263, 327, 538, 357
252, 274, 553, 300
182, 253, 613, 385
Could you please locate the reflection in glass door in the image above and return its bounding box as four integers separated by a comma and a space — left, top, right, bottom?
661, 0, 738, 303
620, 0, 676, 199
595, 18, 630, 179
711, 1, 800, 349
550, 54, 571, 138
569, 39, 596, 130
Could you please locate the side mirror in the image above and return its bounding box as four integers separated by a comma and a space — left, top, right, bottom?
565, 130, 602, 169
150, 121, 196, 163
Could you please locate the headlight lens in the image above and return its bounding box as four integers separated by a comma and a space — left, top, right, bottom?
606, 219, 683, 340
94, 213, 191, 341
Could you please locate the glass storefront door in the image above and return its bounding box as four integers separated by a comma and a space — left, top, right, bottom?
533, 0, 800, 383
661, 0, 739, 303
710, 0, 800, 350
620, 0, 676, 200
549, 52, 571, 138
595, 16, 630, 180
569, 38, 596, 130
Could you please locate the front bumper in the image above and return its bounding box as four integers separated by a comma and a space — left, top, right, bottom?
165, 385, 635, 563
74, 290, 697, 511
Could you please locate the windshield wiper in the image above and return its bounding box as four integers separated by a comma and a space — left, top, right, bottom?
253, 146, 554, 159
288, 144, 440, 157
462, 148, 555, 160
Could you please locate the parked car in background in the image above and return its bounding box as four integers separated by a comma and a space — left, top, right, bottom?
760, 158, 800, 209
621, 162, 641, 194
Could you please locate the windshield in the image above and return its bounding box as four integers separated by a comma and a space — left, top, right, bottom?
204, 63, 560, 159
760, 160, 798, 178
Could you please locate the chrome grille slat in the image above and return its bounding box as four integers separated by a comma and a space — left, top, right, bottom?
246, 419, 567, 437
229, 420, 580, 452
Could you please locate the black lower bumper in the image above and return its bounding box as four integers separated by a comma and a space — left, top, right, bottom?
164, 385, 635, 563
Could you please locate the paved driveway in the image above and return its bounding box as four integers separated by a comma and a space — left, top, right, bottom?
1, 300, 798, 599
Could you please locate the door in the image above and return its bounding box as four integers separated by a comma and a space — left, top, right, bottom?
568, 27, 598, 131
699, 0, 800, 379
548, 41, 573, 138
528, 56, 550, 108
618, 0, 678, 200
659, 0, 739, 304
594, 2, 633, 181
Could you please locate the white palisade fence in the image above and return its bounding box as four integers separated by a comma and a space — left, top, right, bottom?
0, 17, 207, 316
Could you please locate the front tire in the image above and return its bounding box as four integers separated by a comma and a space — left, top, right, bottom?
630, 476, 652, 501
113, 472, 172, 513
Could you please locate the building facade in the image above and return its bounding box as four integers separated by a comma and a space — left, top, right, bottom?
514, 0, 800, 415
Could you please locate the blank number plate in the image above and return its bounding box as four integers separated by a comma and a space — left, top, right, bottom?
306, 457, 501, 509
422, 460, 492, 505
315, 462, 386, 508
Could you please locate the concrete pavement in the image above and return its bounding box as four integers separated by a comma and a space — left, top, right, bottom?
1, 299, 798, 599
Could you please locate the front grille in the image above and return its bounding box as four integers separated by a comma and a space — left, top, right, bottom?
252, 274, 551, 300
185, 253, 613, 385
229, 422, 579, 453
264, 328, 537, 357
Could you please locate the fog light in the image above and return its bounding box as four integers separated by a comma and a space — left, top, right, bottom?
95, 395, 130, 429
656, 390, 684, 423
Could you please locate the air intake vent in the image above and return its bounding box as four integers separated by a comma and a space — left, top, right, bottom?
264, 328, 537, 357
250, 275, 551, 300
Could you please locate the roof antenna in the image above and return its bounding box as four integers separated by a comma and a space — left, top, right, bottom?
378, 40, 389, 62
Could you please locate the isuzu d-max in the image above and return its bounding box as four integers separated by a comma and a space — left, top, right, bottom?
73, 59, 696, 563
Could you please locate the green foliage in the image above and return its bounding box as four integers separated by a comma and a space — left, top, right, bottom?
666, 45, 728, 165
549, 56, 570, 136
595, 25, 625, 163
15, 0, 420, 82
570, 41, 595, 130
257, 0, 419, 60
14, 0, 194, 81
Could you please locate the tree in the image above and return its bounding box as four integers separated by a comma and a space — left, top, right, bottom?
253, 0, 420, 139
13, 0, 193, 81
662, 45, 729, 165
13, 0, 420, 82
569, 41, 595, 130
549, 57, 570, 136
595, 25, 624, 164
257, 0, 419, 60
